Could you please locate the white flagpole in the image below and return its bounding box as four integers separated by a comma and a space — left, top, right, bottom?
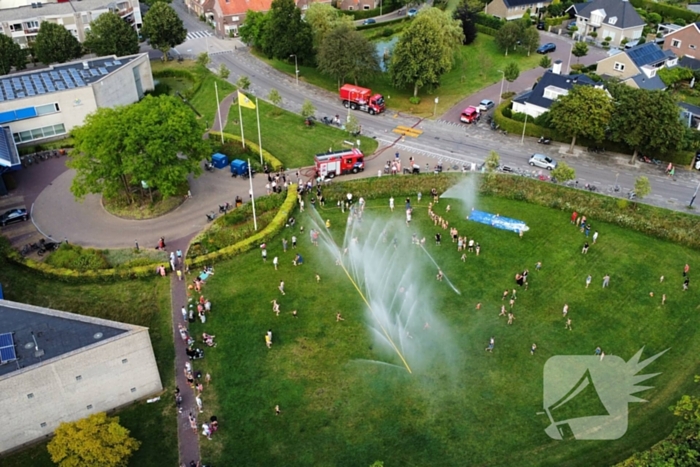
255, 97, 263, 165
215, 82, 224, 144
248, 158, 257, 231
238, 93, 246, 149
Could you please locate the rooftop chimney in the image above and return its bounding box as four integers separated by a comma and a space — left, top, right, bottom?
552, 60, 563, 75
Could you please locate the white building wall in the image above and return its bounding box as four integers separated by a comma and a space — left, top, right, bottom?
0, 329, 162, 454
512, 101, 548, 118
93, 55, 154, 108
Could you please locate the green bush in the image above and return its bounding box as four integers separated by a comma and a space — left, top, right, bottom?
658, 66, 694, 86
45, 244, 110, 272
502, 106, 513, 118
475, 24, 498, 36
382, 27, 395, 37
409, 96, 421, 105
475, 13, 505, 30
493, 101, 554, 138
675, 18, 687, 26
544, 15, 568, 28
511, 111, 528, 122
152, 68, 198, 100
501, 91, 516, 100
629, 0, 699, 23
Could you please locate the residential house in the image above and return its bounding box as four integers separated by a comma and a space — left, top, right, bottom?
595, 42, 676, 90
567, 0, 645, 48
679, 102, 700, 130
662, 22, 700, 58
679, 55, 700, 70
512, 60, 598, 118
0, 0, 142, 49
485, 0, 551, 21
185, 0, 215, 21
338, 0, 377, 11
209, 0, 330, 37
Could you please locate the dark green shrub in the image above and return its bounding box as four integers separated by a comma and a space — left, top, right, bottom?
502, 106, 513, 118
45, 244, 110, 272
475, 24, 498, 36
382, 27, 394, 37
475, 13, 504, 30
511, 112, 527, 122
409, 96, 421, 105
533, 111, 552, 128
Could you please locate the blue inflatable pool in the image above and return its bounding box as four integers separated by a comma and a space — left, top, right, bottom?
467, 210, 529, 234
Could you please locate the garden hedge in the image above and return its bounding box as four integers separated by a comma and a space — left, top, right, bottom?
475, 13, 504, 30
188, 184, 298, 267
209, 131, 283, 171
629, 0, 699, 23
475, 24, 498, 37
357, 17, 408, 30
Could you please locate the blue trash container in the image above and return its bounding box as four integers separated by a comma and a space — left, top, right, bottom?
230, 159, 248, 176
211, 153, 229, 169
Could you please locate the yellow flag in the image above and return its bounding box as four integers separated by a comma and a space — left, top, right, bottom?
238, 91, 256, 110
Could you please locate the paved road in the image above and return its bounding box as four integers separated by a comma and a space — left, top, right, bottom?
441, 31, 609, 123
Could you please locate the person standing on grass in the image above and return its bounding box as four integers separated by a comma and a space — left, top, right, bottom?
502, 290, 509, 300
262, 247, 267, 262
536, 261, 542, 271
595, 346, 601, 356
292, 236, 297, 249
563, 304, 569, 317
273, 256, 279, 270
602, 274, 610, 288
683, 277, 690, 291
585, 225, 591, 237
336, 313, 345, 322
507, 313, 515, 325
417, 192, 422, 204
582, 242, 589, 254
436, 269, 444, 281
435, 233, 441, 245
662, 294, 666, 305
586, 275, 592, 289
279, 281, 286, 295
571, 211, 578, 224
509, 298, 515, 309
272, 300, 280, 316
684, 264, 690, 277
565, 318, 572, 330
485, 336, 495, 352
265, 333, 272, 349
389, 197, 395, 212
499, 305, 507, 316
592, 231, 599, 244
531, 343, 537, 355
282, 238, 288, 253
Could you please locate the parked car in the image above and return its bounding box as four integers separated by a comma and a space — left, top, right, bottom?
536, 43, 557, 54
0, 207, 28, 226
363, 18, 376, 25
537, 21, 545, 30
568, 21, 577, 29
479, 99, 495, 111
528, 153, 557, 170
407, 8, 418, 17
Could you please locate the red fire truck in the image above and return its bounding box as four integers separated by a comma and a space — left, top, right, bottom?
339, 84, 385, 115
315, 148, 365, 179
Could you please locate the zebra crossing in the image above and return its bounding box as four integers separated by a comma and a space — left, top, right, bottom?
185, 30, 213, 41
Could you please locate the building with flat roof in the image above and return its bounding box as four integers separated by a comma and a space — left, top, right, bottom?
0, 0, 142, 48
0, 52, 153, 148
0, 299, 163, 454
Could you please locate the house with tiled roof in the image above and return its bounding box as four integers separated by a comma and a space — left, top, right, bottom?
567, 0, 645, 47
596, 42, 676, 90
512, 60, 599, 118
338, 0, 377, 11
662, 22, 700, 58
208, 0, 330, 37
485, 0, 552, 21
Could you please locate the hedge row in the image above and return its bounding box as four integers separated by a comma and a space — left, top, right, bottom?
209, 131, 283, 171
357, 16, 408, 30
475, 24, 498, 36
629, 0, 699, 23
188, 183, 298, 267
475, 13, 504, 30
339, 3, 400, 20
544, 15, 568, 28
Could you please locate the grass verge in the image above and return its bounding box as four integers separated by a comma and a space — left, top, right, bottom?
252, 34, 541, 115
193, 192, 700, 466
0, 256, 176, 467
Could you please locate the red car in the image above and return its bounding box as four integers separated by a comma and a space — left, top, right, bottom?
460, 106, 480, 124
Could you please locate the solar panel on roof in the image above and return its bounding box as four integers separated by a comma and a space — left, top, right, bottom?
105, 62, 112, 66
50, 71, 59, 79
113, 60, 122, 65
90, 69, 99, 77
99, 67, 108, 75
0, 332, 17, 364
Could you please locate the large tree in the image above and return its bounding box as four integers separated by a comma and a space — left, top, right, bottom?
521, 26, 540, 56
608, 86, 685, 164
85, 12, 139, 57
34, 22, 82, 65
261, 0, 313, 63
142, 2, 187, 60
239, 10, 269, 48
47, 412, 140, 467
318, 24, 380, 88
390, 8, 464, 97
495, 21, 521, 55
305, 3, 354, 50
504, 62, 519, 91
549, 85, 613, 153
453, 0, 478, 45
68, 95, 208, 204
0, 35, 27, 75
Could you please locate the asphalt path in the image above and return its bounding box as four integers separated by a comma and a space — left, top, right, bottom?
155, 8, 700, 213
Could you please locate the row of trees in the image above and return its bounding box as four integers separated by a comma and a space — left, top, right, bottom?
548, 83, 687, 163
0, 3, 185, 75
240, 0, 469, 97
495, 15, 540, 55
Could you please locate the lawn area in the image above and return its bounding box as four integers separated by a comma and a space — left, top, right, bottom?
151, 59, 236, 129
0, 256, 176, 467
253, 34, 541, 115
190, 182, 700, 466
222, 96, 379, 169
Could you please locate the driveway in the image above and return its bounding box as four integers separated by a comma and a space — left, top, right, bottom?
441, 31, 608, 123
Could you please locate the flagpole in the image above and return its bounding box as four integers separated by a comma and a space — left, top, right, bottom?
255, 97, 263, 165
248, 158, 257, 231
215, 82, 223, 144
238, 93, 246, 149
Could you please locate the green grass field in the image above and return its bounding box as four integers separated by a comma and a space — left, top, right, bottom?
222, 97, 379, 169
191, 189, 700, 466
0, 258, 176, 467
253, 34, 541, 116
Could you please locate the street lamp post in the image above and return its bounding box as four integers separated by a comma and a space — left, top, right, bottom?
497, 70, 505, 105
434, 97, 439, 117
520, 113, 528, 144
690, 180, 700, 208
567, 41, 574, 74
290, 54, 298, 86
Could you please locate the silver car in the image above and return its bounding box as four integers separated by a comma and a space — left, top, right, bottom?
528, 153, 557, 170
